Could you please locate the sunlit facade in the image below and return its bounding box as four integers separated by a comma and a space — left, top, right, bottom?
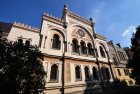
0, 4, 134, 94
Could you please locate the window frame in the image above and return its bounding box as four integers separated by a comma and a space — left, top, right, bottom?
52, 34, 61, 50
84, 66, 90, 81
105, 68, 111, 80
99, 46, 106, 58
87, 43, 94, 56
49, 64, 59, 82
101, 67, 111, 81
92, 67, 99, 80
75, 65, 82, 81
80, 41, 87, 55
72, 39, 79, 53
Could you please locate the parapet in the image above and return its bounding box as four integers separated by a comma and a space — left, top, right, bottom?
13, 22, 40, 32
68, 10, 94, 26
43, 12, 63, 26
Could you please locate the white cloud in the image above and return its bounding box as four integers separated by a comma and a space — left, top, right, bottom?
122, 25, 136, 37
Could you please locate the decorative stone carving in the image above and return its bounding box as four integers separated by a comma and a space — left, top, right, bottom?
78, 29, 85, 37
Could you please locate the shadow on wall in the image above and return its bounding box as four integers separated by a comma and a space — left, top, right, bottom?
83, 74, 105, 94
83, 76, 128, 94
83, 67, 111, 94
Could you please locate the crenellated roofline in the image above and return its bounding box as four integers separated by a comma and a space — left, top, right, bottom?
42, 4, 95, 27
13, 22, 40, 32
68, 10, 94, 26
43, 12, 64, 26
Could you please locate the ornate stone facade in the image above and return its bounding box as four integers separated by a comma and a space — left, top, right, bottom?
3, 4, 135, 94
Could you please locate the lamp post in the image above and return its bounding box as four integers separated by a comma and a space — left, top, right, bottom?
61, 6, 68, 92
89, 17, 105, 93
60, 41, 67, 94
106, 51, 115, 81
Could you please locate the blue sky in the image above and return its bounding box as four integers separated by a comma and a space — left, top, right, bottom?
0, 0, 140, 47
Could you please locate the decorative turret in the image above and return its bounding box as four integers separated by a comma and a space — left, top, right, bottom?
89, 17, 95, 27
62, 4, 68, 28
64, 4, 68, 12
89, 17, 96, 37
116, 43, 121, 48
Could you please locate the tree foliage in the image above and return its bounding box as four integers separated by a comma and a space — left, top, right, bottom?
128, 25, 140, 84
0, 36, 46, 94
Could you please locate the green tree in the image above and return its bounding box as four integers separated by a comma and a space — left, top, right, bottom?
0, 36, 46, 94
128, 25, 140, 84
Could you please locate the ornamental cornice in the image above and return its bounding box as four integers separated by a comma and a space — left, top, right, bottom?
13, 22, 39, 32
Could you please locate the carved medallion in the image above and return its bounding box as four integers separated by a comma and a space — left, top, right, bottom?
78, 29, 85, 37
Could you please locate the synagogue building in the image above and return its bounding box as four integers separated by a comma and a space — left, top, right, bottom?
0, 4, 135, 94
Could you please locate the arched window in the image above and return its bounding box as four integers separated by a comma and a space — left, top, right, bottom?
18, 39, 23, 43
101, 67, 106, 80
101, 67, 110, 80
52, 34, 61, 49
105, 68, 111, 80
72, 39, 79, 53
99, 46, 106, 58
87, 43, 95, 56
84, 66, 90, 80
80, 41, 87, 54
75, 66, 81, 80
25, 40, 30, 46
50, 64, 58, 81
92, 67, 99, 80
87, 43, 92, 55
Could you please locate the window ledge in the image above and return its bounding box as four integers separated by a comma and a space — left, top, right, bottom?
52, 48, 61, 50
49, 80, 58, 83
72, 52, 79, 55
75, 79, 82, 82
88, 55, 95, 57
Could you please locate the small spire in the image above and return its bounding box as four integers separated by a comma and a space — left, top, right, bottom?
63, 4, 68, 16
62, 4, 68, 28
116, 43, 121, 48
89, 17, 93, 22
89, 17, 95, 27
64, 4, 68, 10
